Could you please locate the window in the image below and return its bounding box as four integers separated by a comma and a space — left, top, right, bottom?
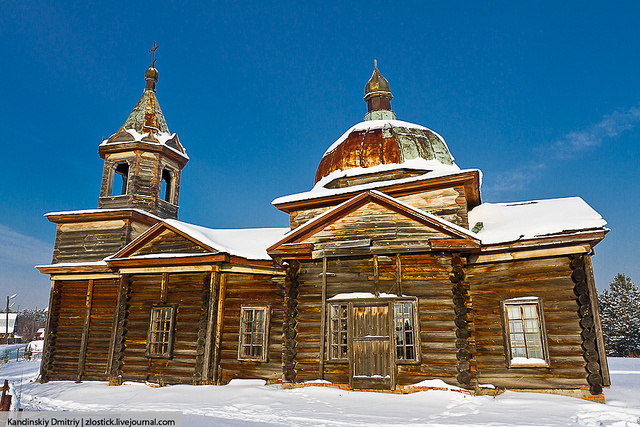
328, 304, 349, 361
239, 307, 269, 362
502, 298, 548, 367
147, 306, 176, 358
394, 302, 417, 362
111, 162, 129, 196
161, 168, 173, 202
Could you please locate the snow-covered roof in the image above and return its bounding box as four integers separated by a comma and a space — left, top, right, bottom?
99, 129, 189, 160
44, 208, 161, 220
273, 168, 480, 206
36, 261, 108, 269
162, 219, 289, 260
469, 197, 607, 245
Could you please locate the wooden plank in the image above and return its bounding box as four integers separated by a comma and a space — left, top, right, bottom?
212, 273, 227, 384
202, 272, 219, 382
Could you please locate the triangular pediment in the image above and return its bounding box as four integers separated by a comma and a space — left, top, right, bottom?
268, 191, 480, 258
111, 222, 218, 260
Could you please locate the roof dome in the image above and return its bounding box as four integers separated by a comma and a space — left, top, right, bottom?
315, 120, 458, 184
314, 63, 458, 186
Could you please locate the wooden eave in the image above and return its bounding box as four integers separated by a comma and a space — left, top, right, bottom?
37, 264, 114, 275
99, 141, 189, 167
274, 170, 481, 213
267, 243, 315, 259
106, 253, 279, 270
478, 229, 607, 254
46, 209, 160, 226
268, 190, 480, 257
106, 253, 230, 268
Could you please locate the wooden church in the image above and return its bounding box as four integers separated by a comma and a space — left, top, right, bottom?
38, 55, 610, 401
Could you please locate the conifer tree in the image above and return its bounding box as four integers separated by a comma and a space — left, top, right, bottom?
598, 274, 640, 356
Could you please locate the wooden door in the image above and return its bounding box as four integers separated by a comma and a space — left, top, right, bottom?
350, 304, 394, 390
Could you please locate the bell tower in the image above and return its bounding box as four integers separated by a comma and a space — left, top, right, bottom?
98, 43, 188, 219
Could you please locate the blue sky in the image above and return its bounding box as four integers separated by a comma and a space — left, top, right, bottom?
1, 1, 639, 309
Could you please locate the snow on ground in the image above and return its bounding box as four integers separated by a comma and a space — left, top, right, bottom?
0, 350, 638, 426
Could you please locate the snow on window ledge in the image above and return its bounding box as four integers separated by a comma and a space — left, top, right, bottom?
510, 357, 549, 367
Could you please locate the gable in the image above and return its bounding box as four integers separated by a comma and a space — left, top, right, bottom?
129, 229, 211, 257
309, 201, 451, 248
268, 191, 479, 258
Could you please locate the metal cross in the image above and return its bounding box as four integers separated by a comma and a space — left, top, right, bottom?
149, 41, 159, 67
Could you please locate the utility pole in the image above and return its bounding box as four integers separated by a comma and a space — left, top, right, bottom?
5, 294, 16, 345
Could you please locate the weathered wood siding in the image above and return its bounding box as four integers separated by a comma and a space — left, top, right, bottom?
52, 221, 131, 263
98, 152, 182, 219
466, 255, 588, 389
306, 203, 449, 248
46, 280, 87, 380
44, 278, 119, 381
395, 185, 469, 228
121, 272, 209, 385
130, 230, 209, 257
82, 279, 119, 380
218, 273, 285, 383
289, 186, 469, 229
293, 254, 461, 386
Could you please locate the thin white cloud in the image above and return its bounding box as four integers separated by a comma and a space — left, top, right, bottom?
0, 224, 52, 266
488, 105, 640, 193
554, 106, 640, 159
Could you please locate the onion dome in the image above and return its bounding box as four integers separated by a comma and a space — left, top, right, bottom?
314, 63, 457, 186
363, 60, 395, 121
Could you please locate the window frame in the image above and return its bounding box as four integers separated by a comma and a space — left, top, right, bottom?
501, 297, 549, 368
392, 300, 420, 364
146, 305, 177, 359
238, 306, 270, 362
327, 303, 349, 362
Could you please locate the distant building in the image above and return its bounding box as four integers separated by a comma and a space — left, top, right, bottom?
0, 313, 18, 339
38, 58, 609, 400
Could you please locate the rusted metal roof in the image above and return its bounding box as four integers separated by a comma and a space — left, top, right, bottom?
315, 121, 456, 184
122, 83, 170, 134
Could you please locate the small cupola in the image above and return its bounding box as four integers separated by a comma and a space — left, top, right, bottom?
363, 60, 396, 121
97, 44, 188, 219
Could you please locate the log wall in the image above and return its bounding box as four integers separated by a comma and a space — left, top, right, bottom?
293, 253, 462, 386
120, 272, 209, 385
44, 278, 119, 382
52, 221, 131, 263
466, 255, 589, 390
218, 273, 285, 383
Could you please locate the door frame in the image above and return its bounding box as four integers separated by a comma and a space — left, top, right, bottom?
325, 297, 419, 390
349, 301, 395, 390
